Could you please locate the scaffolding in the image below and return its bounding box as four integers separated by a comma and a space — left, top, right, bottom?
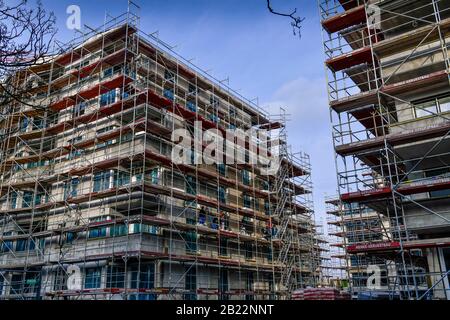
0, 4, 319, 300
312, 217, 339, 288
319, 0, 450, 299
323, 197, 348, 288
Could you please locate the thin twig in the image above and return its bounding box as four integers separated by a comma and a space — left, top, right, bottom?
267, 0, 305, 38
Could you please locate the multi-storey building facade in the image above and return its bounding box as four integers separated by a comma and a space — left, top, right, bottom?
320, 0, 450, 299
0, 12, 320, 300
326, 197, 401, 297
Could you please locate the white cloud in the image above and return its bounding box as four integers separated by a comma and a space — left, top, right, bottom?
263, 76, 337, 224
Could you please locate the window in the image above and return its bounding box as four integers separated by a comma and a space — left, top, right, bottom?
19, 117, 29, 132
88, 227, 107, 239
28, 239, 35, 251
208, 113, 219, 124
243, 194, 251, 208
218, 186, 227, 204
130, 264, 156, 300
129, 224, 140, 234
244, 243, 254, 260
164, 89, 174, 101
415, 100, 437, 118
184, 267, 197, 300
68, 148, 83, 160
242, 170, 250, 185
219, 238, 228, 257
103, 67, 113, 78
210, 96, 220, 108
253, 198, 259, 211
131, 264, 155, 289
219, 212, 230, 231
134, 168, 144, 183
10, 192, 17, 209
73, 102, 86, 117
164, 69, 176, 83
110, 225, 127, 237
88, 216, 108, 239
85, 268, 102, 289
150, 168, 159, 184
96, 126, 115, 135
100, 89, 116, 106
219, 269, 228, 300
64, 178, 79, 199
0, 232, 13, 253
32, 118, 44, 130
266, 246, 273, 262
63, 183, 69, 200
245, 151, 250, 164
68, 137, 83, 146
22, 191, 33, 208
188, 83, 197, 96
96, 126, 116, 148
185, 231, 197, 254
264, 200, 271, 216
186, 214, 196, 225
229, 106, 236, 118
27, 160, 46, 170
134, 264, 155, 289
65, 232, 75, 244
426, 168, 450, 198
16, 239, 26, 252
190, 149, 196, 164
439, 96, 450, 113
44, 190, 50, 203
129, 223, 158, 234
114, 171, 130, 187
79, 59, 90, 68
187, 101, 197, 113
34, 193, 42, 206
241, 216, 253, 235
106, 266, 125, 288
24, 272, 39, 294
217, 164, 226, 176
93, 172, 111, 192
10, 274, 23, 294
210, 214, 219, 230
246, 272, 254, 301
186, 176, 197, 195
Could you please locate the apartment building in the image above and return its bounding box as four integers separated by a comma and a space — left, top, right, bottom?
0, 12, 320, 300
320, 0, 450, 299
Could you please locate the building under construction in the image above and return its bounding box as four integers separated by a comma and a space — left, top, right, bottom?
320, 0, 450, 299
323, 197, 348, 288
0, 7, 321, 300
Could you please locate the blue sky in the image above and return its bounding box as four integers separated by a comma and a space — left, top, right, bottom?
40, 0, 336, 225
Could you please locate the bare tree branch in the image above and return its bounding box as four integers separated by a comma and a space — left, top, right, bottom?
0, 0, 57, 140
267, 0, 305, 38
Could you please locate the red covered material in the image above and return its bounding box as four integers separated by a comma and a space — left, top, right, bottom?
326, 46, 372, 72
292, 288, 351, 300
322, 5, 366, 34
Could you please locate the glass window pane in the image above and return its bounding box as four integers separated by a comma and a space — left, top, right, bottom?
415, 100, 437, 118
85, 268, 101, 289
439, 97, 450, 113
22, 191, 33, 208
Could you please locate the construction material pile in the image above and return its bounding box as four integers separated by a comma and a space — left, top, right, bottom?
292, 288, 351, 300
